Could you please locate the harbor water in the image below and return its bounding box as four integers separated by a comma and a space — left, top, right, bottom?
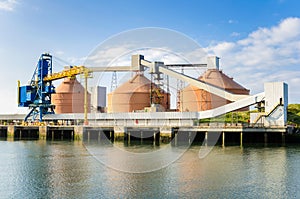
0, 139, 299, 198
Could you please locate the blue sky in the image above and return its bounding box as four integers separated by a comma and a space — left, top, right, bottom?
0, 0, 300, 113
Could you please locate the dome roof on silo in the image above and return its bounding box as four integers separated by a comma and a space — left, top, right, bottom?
112, 74, 152, 93
198, 69, 249, 93
107, 73, 170, 113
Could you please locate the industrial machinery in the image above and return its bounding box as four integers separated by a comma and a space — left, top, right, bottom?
18, 53, 55, 121
18, 53, 288, 128
18, 53, 91, 122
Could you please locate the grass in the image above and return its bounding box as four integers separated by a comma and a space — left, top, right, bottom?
287, 104, 300, 126
199, 111, 251, 124
199, 104, 300, 126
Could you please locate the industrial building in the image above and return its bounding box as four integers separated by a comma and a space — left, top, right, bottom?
49, 56, 250, 115
7, 53, 288, 143
15, 53, 286, 126
107, 73, 170, 113
90, 86, 106, 113
180, 68, 250, 112
52, 77, 91, 114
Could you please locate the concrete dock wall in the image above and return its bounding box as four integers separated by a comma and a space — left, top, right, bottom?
0, 125, 288, 146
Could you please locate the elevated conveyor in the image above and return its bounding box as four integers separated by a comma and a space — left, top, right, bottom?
198, 92, 265, 119
139, 59, 248, 102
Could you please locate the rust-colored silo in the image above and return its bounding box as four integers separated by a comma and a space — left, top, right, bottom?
52, 78, 91, 113
180, 69, 249, 112
107, 74, 170, 113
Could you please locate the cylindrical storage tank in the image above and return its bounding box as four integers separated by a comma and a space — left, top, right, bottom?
52, 78, 91, 113
180, 69, 249, 112
107, 74, 170, 113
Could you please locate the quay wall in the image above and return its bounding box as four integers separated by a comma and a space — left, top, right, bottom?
0, 124, 290, 146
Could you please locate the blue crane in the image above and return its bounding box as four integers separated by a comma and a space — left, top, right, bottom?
18, 53, 55, 122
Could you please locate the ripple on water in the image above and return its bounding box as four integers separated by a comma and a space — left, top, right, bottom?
0, 141, 299, 198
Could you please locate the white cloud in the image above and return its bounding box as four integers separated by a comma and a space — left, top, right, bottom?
85, 44, 134, 66
67, 56, 87, 65
230, 32, 240, 37
85, 45, 192, 67
66, 17, 300, 104
204, 17, 300, 103
0, 0, 18, 11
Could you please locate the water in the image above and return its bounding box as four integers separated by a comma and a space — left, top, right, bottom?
0, 139, 300, 198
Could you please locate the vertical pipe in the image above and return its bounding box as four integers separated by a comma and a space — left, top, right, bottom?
17, 80, 20, 105
84, 71, 88, 125
205, 132, 208, 146
153, 132, 156, 146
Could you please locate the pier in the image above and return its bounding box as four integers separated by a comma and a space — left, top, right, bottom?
0, 122, 288, 147
0, 111, 290, 147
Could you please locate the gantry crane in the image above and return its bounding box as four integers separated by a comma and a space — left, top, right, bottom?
18, 53, 92, 124
18, 53, 56, 122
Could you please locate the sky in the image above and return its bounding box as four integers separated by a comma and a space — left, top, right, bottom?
0, 0, 300, 113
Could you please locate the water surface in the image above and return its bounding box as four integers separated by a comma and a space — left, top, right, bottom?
0, 140, 299, 198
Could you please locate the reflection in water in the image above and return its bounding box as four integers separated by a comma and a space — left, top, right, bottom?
0, 140, 299, 198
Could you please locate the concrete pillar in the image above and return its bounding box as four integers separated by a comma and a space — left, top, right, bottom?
205, 132, 208, 146
61, 130, 64, 140
264, 133, 268, 144
114, 126, 126, 142
7, 125, 15, 138
240, 132, 243, 147
19, 129, 22, 139
52, 130, 54, 140
222, 132, 225, 147
74, 126, 83, 141
160, 127, 172, 143
87, 131, 90, 142
125, 132, 129, 145
282, 133, 286, 146
39, 126, 47, 140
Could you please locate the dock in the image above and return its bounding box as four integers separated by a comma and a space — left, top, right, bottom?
0, 123, 288, 147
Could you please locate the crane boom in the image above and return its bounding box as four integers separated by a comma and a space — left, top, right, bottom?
43, 66, 90, 82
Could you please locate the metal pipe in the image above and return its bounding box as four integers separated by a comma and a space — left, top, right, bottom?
84, 71, 88, 125
17, 80, 20, 105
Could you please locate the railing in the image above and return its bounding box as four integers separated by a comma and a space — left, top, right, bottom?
252, 103, 282, 126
